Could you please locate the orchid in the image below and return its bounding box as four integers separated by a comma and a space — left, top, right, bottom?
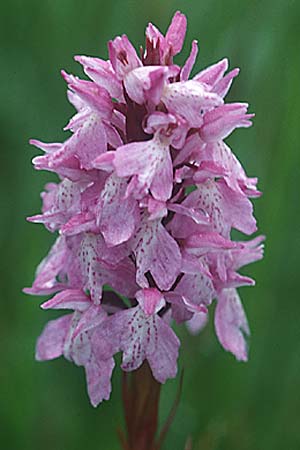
26, 9, 264, 421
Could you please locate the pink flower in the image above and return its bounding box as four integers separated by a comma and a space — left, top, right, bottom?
25, 11, 264, 406
36, 290, 115, 406
94, 288, 180, 383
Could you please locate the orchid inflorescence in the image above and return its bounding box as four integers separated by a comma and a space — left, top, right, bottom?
25, 11, 264, 406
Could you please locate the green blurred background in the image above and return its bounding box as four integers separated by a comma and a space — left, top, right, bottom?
1, 0, 300, 448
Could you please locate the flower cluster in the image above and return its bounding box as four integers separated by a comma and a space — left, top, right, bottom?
25, 11, 264, 406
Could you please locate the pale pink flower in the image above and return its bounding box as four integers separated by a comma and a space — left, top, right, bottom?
26, 11, 264, 406
36, 289, 115, 406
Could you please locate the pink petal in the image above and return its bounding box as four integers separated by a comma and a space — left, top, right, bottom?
73, 304, 107, 337
133, 218, 181, 290
147, 317, 180, 383
168, 202, 210, 225
62, 71, 113, 119
36, 315, 73, 361
215, 288, 250, 361
108, 34, 142, 80
146, 197, 168, 220
150, 146, 173, 202
144, 111, 188, 150
35, 115, 108, 172
63, 114, 108, 170
180, 40, 199, 81
124, 66, 170, 105
78, 234, 107, 304
162, 80, 223, 128
225, 273, 255, 289
103, 122, 124, 148
165, 11, 187, 56
114, 136, 173, 202
219, 181, 257, 235
143, 23, 163, 64
214, 68, 240, 98
41, 289, 90, 312
29, 139, 61, 153
120, 308, 156, 371
114, 140, 155, 177
173, 132, 205, 167
232, 236, 265, 270
194, 58, 228, 86
175, 272, 215, 308
171, 180, 256, 239
85, 358, 115, 406
181, 252, 212, 277
63, 307, 115, 406
96, 174, 139, 246
186, 311, 208, 335
79, 233, 138, 303
28, 179, 82, 232
75, 55, 124, 101
200, 103, 254, 142
67, 90, 95, 121
114, 305, 180, 383
185, 232, 238, 253
145, 22, 164, 50
92, 151, 115, 172
194, 140, 260, 197
95, 234, 130, 267
67, 90, 86, 111
24, 236, 68, 295
167, 293, 194, 324
61, 212, 96, 236
144, 111, 177, 134
136, 288, 165, 316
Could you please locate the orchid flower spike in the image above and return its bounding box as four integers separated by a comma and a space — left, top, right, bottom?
26, 11, 264, 406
